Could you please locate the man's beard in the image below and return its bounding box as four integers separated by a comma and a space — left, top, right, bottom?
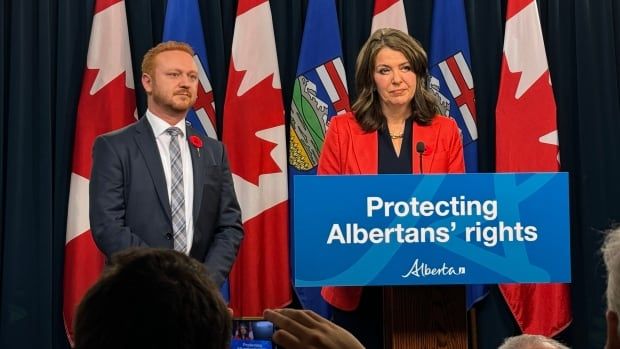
152, 90, 195, 113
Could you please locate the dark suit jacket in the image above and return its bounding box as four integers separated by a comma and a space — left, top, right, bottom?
318, 112, 465, 311
89, 116, 243, 287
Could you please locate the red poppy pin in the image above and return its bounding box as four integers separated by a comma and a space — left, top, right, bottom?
189, 135, 203, 157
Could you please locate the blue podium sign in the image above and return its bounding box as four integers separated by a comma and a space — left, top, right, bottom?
293, 173, 570, 286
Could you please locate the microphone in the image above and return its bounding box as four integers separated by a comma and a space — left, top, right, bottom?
416, 141, 425, 174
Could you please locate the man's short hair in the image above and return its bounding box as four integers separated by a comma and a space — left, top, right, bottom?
74, 248, 231, 349
498, 334, 570, 349
141, 41, 195, 76
603, 226, 620, 335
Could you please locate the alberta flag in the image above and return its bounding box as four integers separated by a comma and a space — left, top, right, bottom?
163, 0, 217, 139
289, 0, 350, 318
162, 0, 229, 300
429, 0, 484, 309
429, 0, 477, 173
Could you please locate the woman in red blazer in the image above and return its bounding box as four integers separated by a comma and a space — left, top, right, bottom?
317, 28, 465, 347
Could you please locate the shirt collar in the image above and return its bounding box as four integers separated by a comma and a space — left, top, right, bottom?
145, 109, 187, 138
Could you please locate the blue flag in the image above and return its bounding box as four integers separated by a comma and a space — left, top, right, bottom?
163, 0, 218, 139
429, 0, 486, 308
163, 0, 228, 302
288, 0, 350, 318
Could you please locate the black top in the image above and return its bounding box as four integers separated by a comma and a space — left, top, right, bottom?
378, 117, 413, 174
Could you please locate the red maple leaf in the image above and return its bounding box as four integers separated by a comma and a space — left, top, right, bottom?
223, 65, 284, 185
496, 56, 558, 172
73, 69, 136, 178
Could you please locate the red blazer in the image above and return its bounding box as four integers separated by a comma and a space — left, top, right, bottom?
317, 112, 465, 311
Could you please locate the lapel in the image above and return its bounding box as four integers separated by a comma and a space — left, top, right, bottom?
412, 120, 440, 174
186, 125, 206, 221
349, 121, 378, 174
134, 116, 172, 220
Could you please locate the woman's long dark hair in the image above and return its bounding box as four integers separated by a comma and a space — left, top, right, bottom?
352, 28, 440, 132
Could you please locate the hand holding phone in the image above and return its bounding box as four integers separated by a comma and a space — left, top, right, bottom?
264, 308, 364, 349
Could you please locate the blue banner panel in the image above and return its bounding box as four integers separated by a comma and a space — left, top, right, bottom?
293, 173, 570, 286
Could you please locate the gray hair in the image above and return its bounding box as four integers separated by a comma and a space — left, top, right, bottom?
602, 226, 620, 336
498, 334, 570, 349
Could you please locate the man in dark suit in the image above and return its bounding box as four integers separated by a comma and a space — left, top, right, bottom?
89, 41, 243, 287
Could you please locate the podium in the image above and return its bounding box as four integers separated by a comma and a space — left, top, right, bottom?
293, 173, 570, 349
383, 286, 466, 349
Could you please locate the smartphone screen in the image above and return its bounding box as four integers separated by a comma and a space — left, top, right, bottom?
230, 319, 276, 349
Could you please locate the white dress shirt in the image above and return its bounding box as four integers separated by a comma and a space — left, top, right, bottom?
146, 110, 194, 254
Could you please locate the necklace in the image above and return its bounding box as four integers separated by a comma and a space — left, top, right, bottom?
387, 118, 408, 140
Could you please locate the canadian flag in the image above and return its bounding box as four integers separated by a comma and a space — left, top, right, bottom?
495, 0, 571, 336
62, 0, 136, 342
371, 0, 408, 34
223, 0, 291, 317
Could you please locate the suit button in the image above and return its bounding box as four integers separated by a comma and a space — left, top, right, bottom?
165, 233, 173, 240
